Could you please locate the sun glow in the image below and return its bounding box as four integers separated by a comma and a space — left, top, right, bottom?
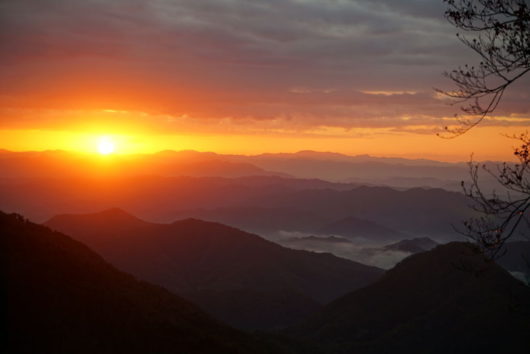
97, 136, 115, 155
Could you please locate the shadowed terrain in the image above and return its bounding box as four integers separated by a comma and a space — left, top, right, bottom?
288, 242, 530, 354
4, 211, 308, 354
45, 208, 383, 329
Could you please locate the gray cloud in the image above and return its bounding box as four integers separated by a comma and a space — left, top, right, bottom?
0, 0, 528, 132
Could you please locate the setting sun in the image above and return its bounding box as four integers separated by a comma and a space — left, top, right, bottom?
3, 1, 530, 352
97, 136, 115, 155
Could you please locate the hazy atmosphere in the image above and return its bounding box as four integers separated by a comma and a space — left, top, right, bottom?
4, 1, 529, 353
1, 0, 529, 159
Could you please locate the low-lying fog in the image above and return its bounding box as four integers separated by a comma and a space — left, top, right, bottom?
269, 231, 442, 269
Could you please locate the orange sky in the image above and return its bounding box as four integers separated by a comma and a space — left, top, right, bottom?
1, 1, 528, 162
0, 123, 526, 162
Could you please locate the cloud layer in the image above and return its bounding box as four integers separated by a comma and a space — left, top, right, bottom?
1, 0, 528, 134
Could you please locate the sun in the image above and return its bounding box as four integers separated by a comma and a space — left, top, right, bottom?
97, 136, 115, 155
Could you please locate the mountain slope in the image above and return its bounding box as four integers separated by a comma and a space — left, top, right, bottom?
318, 216, 407, 242
497, 241, 530, 283
3, 211, 280, 354
382, 237, 438, 253
289, 242, 530, 354
0, 174, 357, 223
251, 186, 475, 240
172, 206, 330, 234
231, 151, 472, 188
45, 209, 384, 330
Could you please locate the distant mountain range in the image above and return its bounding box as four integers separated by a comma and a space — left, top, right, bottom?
0, 150, 283, 179
248, 186, 476, 240
288, 242, 530, 353
45, 208, 383, 330
0, 174, 478, 242
2, 149, 519, 267
0, 149, 503, 191
228, 150, 471, 187
0, 174, 357, 223
3, 211, 302, 354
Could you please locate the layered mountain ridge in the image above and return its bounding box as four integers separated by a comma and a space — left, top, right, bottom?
3, 211, 294, 353
45, 208, 384, 329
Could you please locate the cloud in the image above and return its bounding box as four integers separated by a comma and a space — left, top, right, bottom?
276, 230, 412, 269
0, 0, 528, 134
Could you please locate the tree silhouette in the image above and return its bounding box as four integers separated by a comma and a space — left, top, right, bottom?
438, 0, 530, 261
437, 0, 530, 137
459, 132, 529, 259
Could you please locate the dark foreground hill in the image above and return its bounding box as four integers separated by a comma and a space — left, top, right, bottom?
3, 211, 307, 354
45, 209, 383, 330
288, 242, 530, 354
497, 241, 530, 283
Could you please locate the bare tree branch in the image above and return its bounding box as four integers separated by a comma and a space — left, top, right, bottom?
437, 0, 530, 137
458, 132, 530, 259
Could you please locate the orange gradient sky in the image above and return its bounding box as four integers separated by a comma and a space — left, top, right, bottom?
1, 1, 528, 162
1, 123, 527, 162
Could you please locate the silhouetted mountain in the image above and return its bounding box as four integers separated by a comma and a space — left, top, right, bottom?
173, 206, 330, 234
225, 151, 511, 192
230, 151, 471, 185
0, 149, 501, 191
45, 209, 383, 330
318, 216, 407, 242
382, 237, 438, 253
169, 186, 475, 242
2, 171, 480, 244
286, 235, 352, 244
1, 167, 476, 242
497, 241, 530, 283
3, 211, 290, 354
344, 176, 462, 191
0, 150, 283, 179
289, 242, 530, 354
244, 151, 454, 166
251, 186, 475, 240
0, 175, 357, 223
